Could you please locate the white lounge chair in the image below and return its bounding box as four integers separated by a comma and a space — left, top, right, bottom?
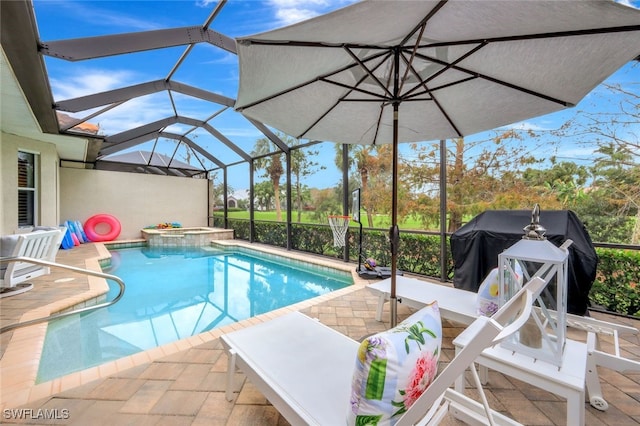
0, 227, 64, 298
221, 277, 545, 425
367, 275, 640, 411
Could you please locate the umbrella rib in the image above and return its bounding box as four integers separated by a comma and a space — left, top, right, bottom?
239, 38, 398, 51
396, 0, 447, 95
233, 23, 640, 55
236, 49, 390, 111
420, 24, 640, 49
319, 78, 390, 101
298, 52, 393, 139
397, 44, 466, 139
372, 65, 396, 146
394, 44, 483, 138
343, 47, 394, 99
399, 0, 449, 47
430, 92, 464, 138
398, 22, 426, 96
413, 50, 573, 107
405, 75, 476, 101
405, 24, 640, 105
400, 42, 486, 99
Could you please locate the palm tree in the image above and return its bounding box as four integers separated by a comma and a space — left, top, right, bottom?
334, 144, 385, 227
291, 140, 324, 222
252, 138, 284, 221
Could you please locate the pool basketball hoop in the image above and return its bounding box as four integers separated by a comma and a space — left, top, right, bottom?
328, 215, 351, 247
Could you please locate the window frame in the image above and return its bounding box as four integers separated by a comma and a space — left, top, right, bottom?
18, 150, 39, 227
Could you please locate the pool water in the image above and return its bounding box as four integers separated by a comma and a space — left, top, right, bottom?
36, 246, 352, 383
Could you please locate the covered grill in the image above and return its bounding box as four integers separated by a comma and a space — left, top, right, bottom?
450, 210, 597, 315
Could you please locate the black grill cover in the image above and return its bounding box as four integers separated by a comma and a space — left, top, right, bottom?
450, 210, 597, 315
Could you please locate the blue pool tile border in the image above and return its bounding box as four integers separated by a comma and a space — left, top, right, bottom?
103, 240, 354, 284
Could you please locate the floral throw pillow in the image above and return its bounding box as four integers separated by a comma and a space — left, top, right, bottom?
347, 302, 442, 426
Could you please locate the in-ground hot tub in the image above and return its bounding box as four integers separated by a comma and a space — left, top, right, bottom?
141, 227, 234, 247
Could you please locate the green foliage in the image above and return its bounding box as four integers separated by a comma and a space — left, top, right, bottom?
346, 227, 453, 278
397, 233, 454, 278
228, 218, 250, 240
590, 248, 640, 317
214, 209, 428, 228
350, 229, 393, 266
211, 216, 225, 228
291, 223, 335, 255
225, 220, 639, 318
254, 221, 288, 248
576, 195, 635, 244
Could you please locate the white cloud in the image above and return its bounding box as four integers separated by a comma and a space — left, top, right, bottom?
50, 68, 178, 135
551, 143, 599, 164
267, 0, 355, 26
197, 0, 219, 7
200, 48, 238, 66
95, 94, 175, 135
616, 0, 639, 9
501, 121, 551, 132
49, 1, 164, 32
217, 126, 264, 138
50, 69, 135, 100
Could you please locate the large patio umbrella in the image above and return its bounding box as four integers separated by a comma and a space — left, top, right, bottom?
234, 0, 640, 326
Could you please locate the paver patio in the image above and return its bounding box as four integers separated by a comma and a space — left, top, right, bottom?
1, 242, 639, 425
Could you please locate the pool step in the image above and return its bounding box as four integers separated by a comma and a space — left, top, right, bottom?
201, 246, 227, 255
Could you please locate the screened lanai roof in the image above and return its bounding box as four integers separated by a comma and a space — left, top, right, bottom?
1, 0, 639, 180
1, 0, 321, 178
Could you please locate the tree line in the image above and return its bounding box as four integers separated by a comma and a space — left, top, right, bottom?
215, 79, 639, 245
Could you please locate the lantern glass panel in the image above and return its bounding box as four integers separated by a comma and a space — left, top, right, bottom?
498, 238, 569, 367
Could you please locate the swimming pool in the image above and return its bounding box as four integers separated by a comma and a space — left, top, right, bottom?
36, 246, 352, 383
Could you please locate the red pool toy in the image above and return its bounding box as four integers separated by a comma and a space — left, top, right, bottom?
84, 214, 121, 242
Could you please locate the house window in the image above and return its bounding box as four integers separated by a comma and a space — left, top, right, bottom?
18, 151, 37, 227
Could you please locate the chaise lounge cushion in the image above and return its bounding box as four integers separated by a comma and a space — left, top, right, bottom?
347, 302, 442, 426
0, 234, 21, 279
1, 231, 55, 281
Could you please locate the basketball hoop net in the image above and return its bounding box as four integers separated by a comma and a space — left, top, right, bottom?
328, 215, 351, 247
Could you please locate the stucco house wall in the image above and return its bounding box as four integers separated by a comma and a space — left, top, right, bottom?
60, 168, 208, 240
0, 132, 60, 235
0, 131, 208, 240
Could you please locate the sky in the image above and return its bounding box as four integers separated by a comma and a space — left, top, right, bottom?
32, 0, 640, 192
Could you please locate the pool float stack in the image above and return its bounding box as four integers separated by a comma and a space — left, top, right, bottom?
59, 214, 121, 247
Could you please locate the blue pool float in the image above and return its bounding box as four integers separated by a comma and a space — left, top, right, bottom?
60, 227, 75, 249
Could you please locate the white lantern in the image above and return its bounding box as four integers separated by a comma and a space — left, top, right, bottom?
498, 205, 571, 367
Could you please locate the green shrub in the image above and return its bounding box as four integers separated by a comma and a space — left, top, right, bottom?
254, 221, 287, 248
228, 218, 250, 240
222, 220, 639, 317
590, 248, 640, 317
291, 223, 335, 255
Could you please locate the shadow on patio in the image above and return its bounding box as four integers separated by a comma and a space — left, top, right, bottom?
1, 242, 639, 425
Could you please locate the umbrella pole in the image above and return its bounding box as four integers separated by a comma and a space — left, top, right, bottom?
389, 48, 401, 328
390, 101, 399, 328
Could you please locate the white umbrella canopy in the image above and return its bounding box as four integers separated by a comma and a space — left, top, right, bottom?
234, 0, 640, 325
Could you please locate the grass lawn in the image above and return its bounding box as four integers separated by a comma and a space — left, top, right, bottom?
216, 210, 430, 230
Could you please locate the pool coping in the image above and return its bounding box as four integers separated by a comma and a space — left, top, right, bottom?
0, 240, 369, 410
141, 226, 234, 247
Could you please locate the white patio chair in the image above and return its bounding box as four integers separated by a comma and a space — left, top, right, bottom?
0, 227, 64, 297
221, 277, 545, 425
367, 275, 640, 412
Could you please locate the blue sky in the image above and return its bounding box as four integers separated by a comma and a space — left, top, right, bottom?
32, 0, 640, 191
